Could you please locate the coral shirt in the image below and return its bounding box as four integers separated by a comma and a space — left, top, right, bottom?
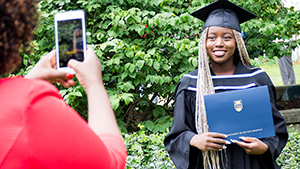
0, 77, 127, 169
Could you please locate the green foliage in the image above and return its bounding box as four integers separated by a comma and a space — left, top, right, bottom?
233, 0, 300, 59
124, 131, 175, 168
139, 116, 173, 134
59, 83, 88, 120
276, 125, 300, 168
17, 0, 300, 132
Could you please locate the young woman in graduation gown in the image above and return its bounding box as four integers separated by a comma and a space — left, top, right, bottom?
164, 0, 288, 169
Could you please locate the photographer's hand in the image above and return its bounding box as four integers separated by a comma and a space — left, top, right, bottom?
25, 50, 75, 87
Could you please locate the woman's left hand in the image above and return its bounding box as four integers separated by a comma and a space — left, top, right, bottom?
25, 50, 75, 88
231, 137, 268, 155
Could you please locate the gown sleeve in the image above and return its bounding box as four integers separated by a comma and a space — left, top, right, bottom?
24, 80, 127, 169
253, 71, 288, 168
164, 78, 201, 169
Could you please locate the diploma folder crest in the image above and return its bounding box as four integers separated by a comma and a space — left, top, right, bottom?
204, 85, 275, 141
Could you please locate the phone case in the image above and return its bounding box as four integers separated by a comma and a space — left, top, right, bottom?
54, 10, 87, 74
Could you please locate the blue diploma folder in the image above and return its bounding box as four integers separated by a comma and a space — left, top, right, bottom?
204, 85, 275, 141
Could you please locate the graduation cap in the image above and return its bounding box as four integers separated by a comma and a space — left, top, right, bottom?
190, 0, 257, 32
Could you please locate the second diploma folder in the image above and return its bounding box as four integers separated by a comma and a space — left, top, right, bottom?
204, 85, 275, 141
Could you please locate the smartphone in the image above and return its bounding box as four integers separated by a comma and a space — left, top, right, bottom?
54, 10, 87, 74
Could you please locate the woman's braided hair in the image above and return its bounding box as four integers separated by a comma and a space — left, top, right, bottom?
0, 0, 39, 75
195, 27, 252, 169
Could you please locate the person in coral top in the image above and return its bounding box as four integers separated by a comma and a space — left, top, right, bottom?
0, 0, 127, 168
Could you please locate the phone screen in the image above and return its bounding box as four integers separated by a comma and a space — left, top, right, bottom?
57, 19, 84, 67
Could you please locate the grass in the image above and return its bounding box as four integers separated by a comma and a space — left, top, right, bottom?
258, 58, 300, 86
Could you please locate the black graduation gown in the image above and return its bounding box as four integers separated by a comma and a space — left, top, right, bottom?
164, 62, 288, 169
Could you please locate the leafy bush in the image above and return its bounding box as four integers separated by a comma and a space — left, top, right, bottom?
276, 124, 300, 168
124, 131, 175, 169
138, 116, 173, 134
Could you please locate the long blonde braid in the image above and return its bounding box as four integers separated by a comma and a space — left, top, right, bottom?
195, 28, 252, 169
233, 29, 252, 66
195, 27, 220, 169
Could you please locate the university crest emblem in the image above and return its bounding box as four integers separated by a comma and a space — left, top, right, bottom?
233, 100, 243, 112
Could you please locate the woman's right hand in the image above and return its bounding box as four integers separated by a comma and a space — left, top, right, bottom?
190, 132, 230, 151
67, 47, 103, 91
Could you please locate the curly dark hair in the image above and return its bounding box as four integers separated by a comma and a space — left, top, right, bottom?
0, 0, 38, 75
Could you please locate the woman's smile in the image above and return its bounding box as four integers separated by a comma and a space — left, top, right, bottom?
206, 26, 236, 65
213, 50, 227, 57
